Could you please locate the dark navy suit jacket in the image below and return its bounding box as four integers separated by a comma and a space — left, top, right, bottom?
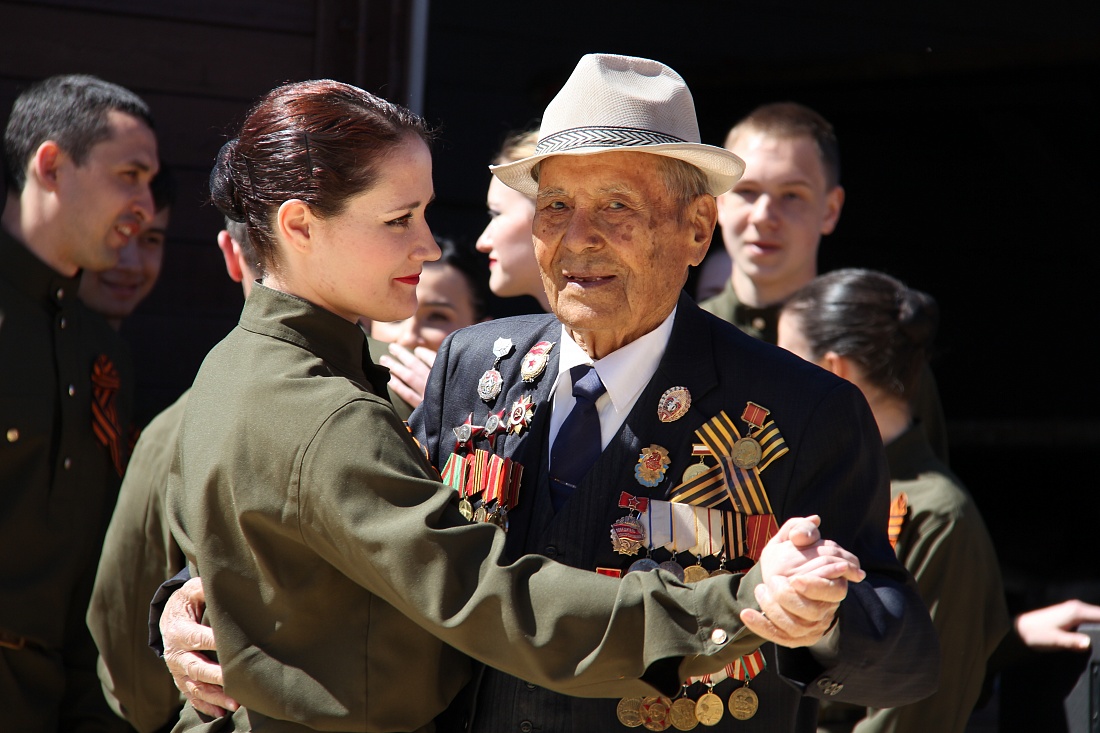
411, 293, 938, 733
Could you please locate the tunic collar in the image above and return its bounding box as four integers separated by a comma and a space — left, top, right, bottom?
238, 283, 390, 397
0, 226, 82, 311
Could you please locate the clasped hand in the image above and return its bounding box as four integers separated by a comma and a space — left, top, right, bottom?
160, 577, 240, 717
739, 515, 864, 648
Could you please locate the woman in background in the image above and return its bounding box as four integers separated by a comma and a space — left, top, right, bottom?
475, 128, 549, 311
777, 268, 1009, 733
371, 235, 490, 413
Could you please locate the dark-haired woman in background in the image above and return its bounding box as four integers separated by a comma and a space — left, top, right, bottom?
165, 79, 825, 732
371, 235, 491, 414
777, 268, 1009, 733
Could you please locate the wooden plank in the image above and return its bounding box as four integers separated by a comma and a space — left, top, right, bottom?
3, 0, 315, 34
0, 3, 315, 100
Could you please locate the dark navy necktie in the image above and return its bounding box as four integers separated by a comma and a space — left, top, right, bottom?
549, 364, 607, 512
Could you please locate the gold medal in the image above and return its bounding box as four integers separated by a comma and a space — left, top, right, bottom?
641, 695, 672, 731
634, 444, 670, 487
616, 697, 644, 728
458, 497, 473, 521
727, 686, 758, 720
731, 436, 762, 469
669, 696, 698, 730
683, 564, 709, 583
681, 444, 711, 483
694, 691, 724, 726
657, 386, 691, 422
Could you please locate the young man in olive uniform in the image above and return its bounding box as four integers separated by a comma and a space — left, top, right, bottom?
701, 102, 949, 463
0, 73, 158, 731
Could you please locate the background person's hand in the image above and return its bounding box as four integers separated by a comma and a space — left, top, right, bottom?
1016, 599, 1100, 651
160, 577, 238, 717
379, 343, 436, 408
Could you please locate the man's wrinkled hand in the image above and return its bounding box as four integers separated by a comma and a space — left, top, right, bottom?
160, 577, 238, 717
741, 515, 862, 647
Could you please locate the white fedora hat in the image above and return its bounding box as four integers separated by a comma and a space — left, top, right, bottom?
491, 53, 745, 197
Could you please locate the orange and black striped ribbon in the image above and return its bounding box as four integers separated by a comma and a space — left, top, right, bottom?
671, 411, 784, 515
464, 449, 488, 500
888, 492, 908, 550
91, 354, 125, 476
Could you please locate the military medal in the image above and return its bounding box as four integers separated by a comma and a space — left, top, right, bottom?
726, 649, 765, 721
658, 559, 685, 583
453, 413, 484, 451
680, 444, 711, 483
520, 340, 554, 383
641, 695, 672, 731
617, 697, 644, 728
611, 492, 648, 555
669, 687, 698, 731
482, 408, 507, 449
657, 386, 691, 422
732, 402, 770, 469
694, 682, 724, 726
634, 444, 670, 488
727, 687, 758, 721
440, 453, 473, 520
627, 557, 660, 573
506, 395, 535, 435
477, 337, 513, 403
683, 559, 709, 583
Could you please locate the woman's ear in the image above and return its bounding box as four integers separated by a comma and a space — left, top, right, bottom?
276, 199, 313, 255
821, 351, 848, 379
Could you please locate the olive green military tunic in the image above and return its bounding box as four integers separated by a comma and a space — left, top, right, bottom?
167, 284, 766, 732
89, 391, 190, 732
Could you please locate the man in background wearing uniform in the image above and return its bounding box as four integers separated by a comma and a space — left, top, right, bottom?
0, 73, 158, 731
79, 163, 176, 331
700, 102, 949, 462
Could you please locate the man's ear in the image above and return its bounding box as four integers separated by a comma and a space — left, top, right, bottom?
686, 194, 718, 267
31, 141, 64, 192
276, 199, 313, 255
216, 230, 244, 283
820, 185, 845, 236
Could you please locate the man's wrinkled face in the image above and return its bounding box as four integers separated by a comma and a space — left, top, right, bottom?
532, 151, 712, 356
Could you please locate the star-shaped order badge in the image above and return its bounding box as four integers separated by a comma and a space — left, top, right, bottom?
506, 395, 535, 435
452, 412, 484, 451
482, 408, 507, 449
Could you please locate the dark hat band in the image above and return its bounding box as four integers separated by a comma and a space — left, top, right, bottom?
535, 126, 688, 155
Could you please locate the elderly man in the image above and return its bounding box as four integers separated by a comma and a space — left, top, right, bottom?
156, 55, 936, 733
